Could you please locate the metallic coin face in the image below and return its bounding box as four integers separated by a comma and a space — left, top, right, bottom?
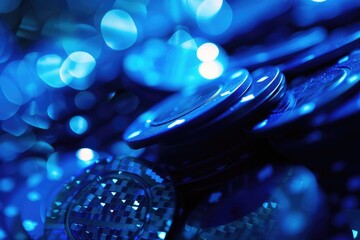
176, 67, 286, 142
45, 157, 177, 240
209, 67, 286, 126
252, 55, 360, 135
65, 174, 151, 239
123, 69, 252, 149
151, 83, 222, 126
280, 25, 360, 74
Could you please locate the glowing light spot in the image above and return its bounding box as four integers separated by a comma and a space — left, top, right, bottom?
62, 51, 96, 79
353, 229, 358, 239
197, 43, 219, 62
60, 52, 96, 90
338, 56, 349, 64
69, 116, 88, 135
127, 130, 141, 139
311, 0, 327, 2
348, 74, 360, 83
197, 1, 233, 35
36, 54, 65, 88
199, 61, 224, 80
27, 191, 40, 202
302, 54, 315, 62
231, 70, 243, 79
158, 232, 166, 239
4, 206, 18, 217
48, 168, 63, 180
257, 76, 268, 82
220, 91, 231, 97
101, 10, 138, 50
0, 0, 21, 13
196, 0, 223, 19
0, 178, 15, 192
22, 220, 38, 232
167, 119, 186, 128
254, 119, 268, 129
132, 206, 139, 211
241, 94, 255, 102
76, 148, 97, 162
299, 103, 315, 115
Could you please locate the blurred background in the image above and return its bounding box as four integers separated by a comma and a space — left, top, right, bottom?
0, 0, 360, 239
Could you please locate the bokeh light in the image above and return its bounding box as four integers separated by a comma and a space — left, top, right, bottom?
199, 60, 224, 80
69, 116, 88, 135
59, 51, 96, 90
62, 24, 103, 59
197, 42, 219, 62
76, 148, 97, 162
36, 54, 66, 88
101, 9, 138, 51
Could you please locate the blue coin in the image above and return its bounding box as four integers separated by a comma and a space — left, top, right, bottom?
285, 51, 360, 131
123, 69, 252, 149
279, 24, 360, 74
230, 27, 327, 70
252, 57, 360, 135
44, 156, 177, 240
178, 67, 286, 141
178, 166, 326, 240
309, 51, 360, 129
336, 49, 360, 71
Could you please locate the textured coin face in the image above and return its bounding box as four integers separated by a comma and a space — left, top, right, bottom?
280, 25, 360, 74
45, 157, 177, 240
151, 83, 222, 126
65, 174, 151, 239
252, 56, 360, 135
123, 69, 252, 149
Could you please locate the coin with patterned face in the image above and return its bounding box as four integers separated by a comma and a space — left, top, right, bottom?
279, 24, 360, 75
44, 156, 178, 240
252, 53, 360, 136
